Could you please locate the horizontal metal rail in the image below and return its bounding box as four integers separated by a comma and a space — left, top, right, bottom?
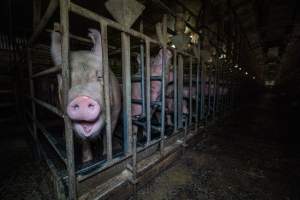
29, 0, 58, 45
0, 90, 14, 94
26, 110, 67, 165
70, 2, 160, 45
27, 96, 64, 117
31, 65, 61, 78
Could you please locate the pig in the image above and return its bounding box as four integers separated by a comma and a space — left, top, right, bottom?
51, 29, 121, 163
131, 49, 172, 136
163, 83, 192, 127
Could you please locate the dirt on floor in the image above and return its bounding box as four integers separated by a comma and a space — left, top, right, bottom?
1, 93, 300, 200
134, 93, 300, 200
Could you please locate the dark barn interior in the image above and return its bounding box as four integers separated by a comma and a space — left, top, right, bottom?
0, 0, 300, 199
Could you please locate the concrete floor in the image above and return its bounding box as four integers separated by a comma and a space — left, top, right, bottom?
134, 93, 300, 200
0, 92, 299, 200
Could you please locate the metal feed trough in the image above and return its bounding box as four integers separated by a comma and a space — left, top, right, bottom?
22, 0, 241, 199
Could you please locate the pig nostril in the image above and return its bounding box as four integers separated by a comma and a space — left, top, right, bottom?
73, 104, 79, 110
88, 104, 95, 109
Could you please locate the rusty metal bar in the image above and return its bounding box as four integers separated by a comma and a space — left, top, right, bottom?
29, 0, 58, 44
145, 40, 151, 145
27, 48, 40, 158
31, 65, 61, 78
59, 0, 76, 199
188, 56, 193, 126
100, 22, 113, 161
121, 32, 133, 155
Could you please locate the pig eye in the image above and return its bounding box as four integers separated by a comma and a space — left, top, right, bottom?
88, 104, 95, 109
73, 104, 79, 110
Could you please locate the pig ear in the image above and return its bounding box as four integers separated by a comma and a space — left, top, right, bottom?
51, 31, 62, 66
88, 29, 102, 59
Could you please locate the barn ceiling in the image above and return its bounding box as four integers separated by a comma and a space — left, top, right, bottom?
1, 0, 300, 88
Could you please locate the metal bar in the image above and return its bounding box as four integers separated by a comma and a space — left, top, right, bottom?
33, 0, 42, 29
0, 90, 14, 94
188, 56, 193, 126
160, 15, 168, 155
140, 21, 146, 118
121, 32, 132, 155
207, 67, 211, 121
29, 0, 58, 44
0, 102, 15, 108
145, 40, 151, 145
31, 65, 61, 78
100, 22, 113, 161
27, 48, 40, 158
29, 96, 64, 117
70, 2, 160, 45
59, 0, 76, 199
195, 56, 200, 130
173, 50, 178, 131
26, 110, 67, 165
177, 55, 183, 128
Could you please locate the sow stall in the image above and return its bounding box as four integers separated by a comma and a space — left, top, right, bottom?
22, 0, 241, 199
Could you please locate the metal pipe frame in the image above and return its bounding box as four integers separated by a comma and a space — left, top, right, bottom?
177, 54, 184, 129
145, 40, 151, 145
195, 54, 200, 131
101, 22, 113, 161
188, 56, 193, 126
23, 0, 245, 198
27, 48, 41, 158
59, 0, 76, 199
173, 49, 178, 132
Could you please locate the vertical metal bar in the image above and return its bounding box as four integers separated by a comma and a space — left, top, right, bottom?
220, 62, 224, 114
160, 46, 167, 154
101, 22, 112, 161
121, 32, 132, 154
195, 56, 200, 130
200, 62, 205, 122
177, 55, 183, 128
139, 21, 146, 116
145, 40, 151, 145
33, 0, 42, 29
59, 0, 76, 199
207, 67, 211, 121
188, 56, 193, 126
27, 48, 40, 158
160, 14, 167, 154
173, 50, 178, 131
212, 63, 217, 119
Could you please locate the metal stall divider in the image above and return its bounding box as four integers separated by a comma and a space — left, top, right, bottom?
24, 0, 221, 199
188, 56, 193, 127
193, 44, 200, 132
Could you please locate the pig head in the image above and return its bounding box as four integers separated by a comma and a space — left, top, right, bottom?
51, 29, 121, 140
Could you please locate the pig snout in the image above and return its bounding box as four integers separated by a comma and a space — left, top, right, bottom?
67, 96, 100, 122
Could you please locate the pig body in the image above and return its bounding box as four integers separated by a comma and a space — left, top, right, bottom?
51, 29, 121, 162
131, 49, 172, 135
